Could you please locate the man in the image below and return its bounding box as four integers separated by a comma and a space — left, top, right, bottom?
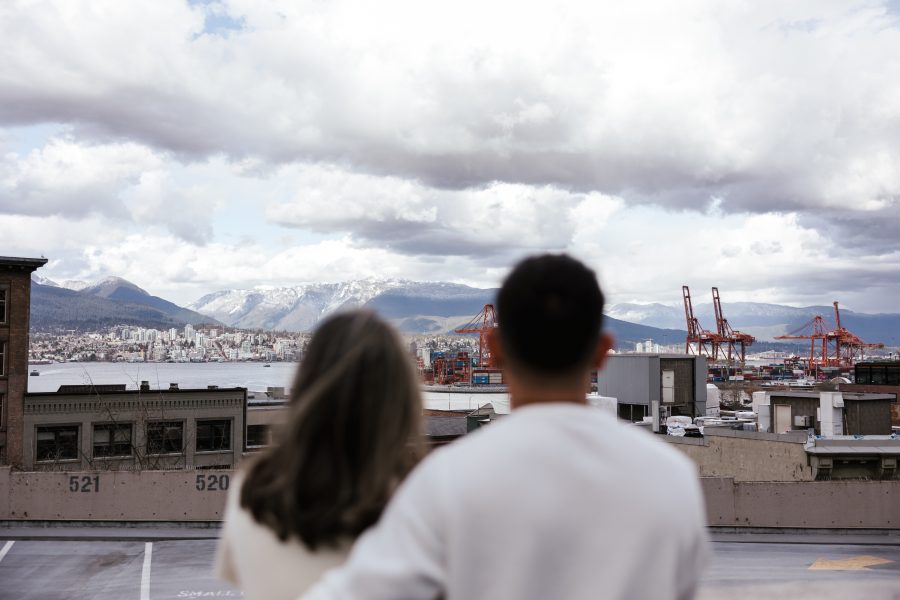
303, 254, 708, 600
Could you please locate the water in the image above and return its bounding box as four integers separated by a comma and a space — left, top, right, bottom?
27, 362, 297, 394
27, 362, 510, 413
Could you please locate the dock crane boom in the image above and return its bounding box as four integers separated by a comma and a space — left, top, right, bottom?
455, 304, 498, 370
711, 287, 755, 364
683, 286, 722, 359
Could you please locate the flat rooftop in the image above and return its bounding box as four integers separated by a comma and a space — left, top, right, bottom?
0, 528, 898, 600
0, 256, 49, 270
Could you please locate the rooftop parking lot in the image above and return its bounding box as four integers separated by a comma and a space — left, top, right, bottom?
0, 529, 898, 599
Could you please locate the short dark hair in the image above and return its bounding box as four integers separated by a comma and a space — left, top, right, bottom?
496, 254, 605, 376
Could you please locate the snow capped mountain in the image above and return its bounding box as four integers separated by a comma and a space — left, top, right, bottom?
60, 280, 90, 291
30, 274, 107, 292
31, 274, 59, 287
80, 276, 150, 298
188, 279, 437, 331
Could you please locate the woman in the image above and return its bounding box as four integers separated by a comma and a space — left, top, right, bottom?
215, 310, 423, 599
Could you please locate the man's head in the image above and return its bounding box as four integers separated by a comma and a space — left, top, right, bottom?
491, 254, 613, 404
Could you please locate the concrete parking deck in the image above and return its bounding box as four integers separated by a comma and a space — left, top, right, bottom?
0, 529, 898, 599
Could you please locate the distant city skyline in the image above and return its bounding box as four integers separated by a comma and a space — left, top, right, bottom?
3, 1, 900, 311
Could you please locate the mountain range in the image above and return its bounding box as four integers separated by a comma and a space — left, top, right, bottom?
30, 276, 219, 330
187, 280, 688, 346
30, 275, 900, 349
607, 301, 900, 345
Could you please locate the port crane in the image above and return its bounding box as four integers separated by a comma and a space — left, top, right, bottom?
774, 301, 884, 369
773, 314, 831, 368
711, 287, 755, 363
829, 302, 884, 365
455, 304, 498, 369
682, 286, 723, 360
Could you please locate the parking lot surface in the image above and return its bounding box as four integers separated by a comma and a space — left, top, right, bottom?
0, 530, 898, 599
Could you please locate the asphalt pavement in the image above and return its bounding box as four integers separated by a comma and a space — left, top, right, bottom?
0, 530, 898, 599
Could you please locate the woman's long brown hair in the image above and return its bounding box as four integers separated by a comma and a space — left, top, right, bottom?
240, 310, 423, 549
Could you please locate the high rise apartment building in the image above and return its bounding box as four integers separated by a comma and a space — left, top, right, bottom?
0, 256, 47, 466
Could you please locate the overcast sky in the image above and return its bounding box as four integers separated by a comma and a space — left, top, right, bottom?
2, 0, 900, 312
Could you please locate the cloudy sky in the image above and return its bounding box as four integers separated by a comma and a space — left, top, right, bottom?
2, 0, 900, 312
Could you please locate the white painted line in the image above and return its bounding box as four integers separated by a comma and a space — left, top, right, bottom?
141, 542, 153, 600
0, 540, 14, 563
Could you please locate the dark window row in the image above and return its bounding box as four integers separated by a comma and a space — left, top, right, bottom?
855, 364, 900, 386
35, 419, 233, 462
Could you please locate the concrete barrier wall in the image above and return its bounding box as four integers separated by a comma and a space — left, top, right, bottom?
1, 467, 898, 529
666, 430, 814, 482
0, 467, 229, 521
701, 478, 900, 528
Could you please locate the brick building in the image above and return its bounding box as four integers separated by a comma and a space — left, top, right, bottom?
23, 383, 247, 471
0, 256, 47, 467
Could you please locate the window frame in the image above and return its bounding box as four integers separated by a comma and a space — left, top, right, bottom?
245, 424, 270, 449
196, 418, 232, 453
0, 341, 6, 378
35, 424, 80, 463
0, 285, 8, 325
146, 420, 184, 455
92, 423, 134, 458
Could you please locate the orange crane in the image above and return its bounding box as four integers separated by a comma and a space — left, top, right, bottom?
829, 301, 884, 366
774, 314, 831, 368
455, 304, 498, 370
682, 286, 723, 359
775, 301, 884, 370
711, 287, 755, 364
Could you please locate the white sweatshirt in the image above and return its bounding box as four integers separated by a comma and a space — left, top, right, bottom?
215, 472, 350, 600
302, 402, 708, 600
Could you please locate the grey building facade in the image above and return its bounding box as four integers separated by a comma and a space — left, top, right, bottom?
597, 354, 707, 421
23, 384, 247, 471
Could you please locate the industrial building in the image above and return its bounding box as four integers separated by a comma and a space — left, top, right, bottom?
596, 353, 707, 421
23, 383, 247, 471
754, 390, 895, 436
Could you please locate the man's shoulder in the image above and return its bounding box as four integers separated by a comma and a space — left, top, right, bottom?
423, 403, 694, 472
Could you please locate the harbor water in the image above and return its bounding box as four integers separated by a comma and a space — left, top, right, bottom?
27, 362, 509, 413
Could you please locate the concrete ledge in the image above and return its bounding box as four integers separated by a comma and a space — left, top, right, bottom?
709, 526, 900, 545
662, 436, 708, 447
0, 520, 222, 541
704, 428, 808, 443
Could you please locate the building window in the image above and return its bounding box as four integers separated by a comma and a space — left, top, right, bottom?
36, 425, 79, 462
93, 424, 133, 458
0, 341, 6, 377
196, 419, 231, 452
0, 393, 4, 428
888, 365, 900, 386
147, 421, 184, 454
0, 287, 7, 324
246, 424, 270, 448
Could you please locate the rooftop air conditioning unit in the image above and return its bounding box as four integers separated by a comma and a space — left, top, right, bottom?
794, 415, 812, 427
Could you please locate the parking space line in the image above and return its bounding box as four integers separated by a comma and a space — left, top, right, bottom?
0, 541, 13, 564
141, 542, 153, 600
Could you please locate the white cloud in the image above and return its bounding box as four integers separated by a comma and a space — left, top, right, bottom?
1, 0, 899, 215
2, 0, 900, 314
1, 137, 159, 218
266, 164, 625, 257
